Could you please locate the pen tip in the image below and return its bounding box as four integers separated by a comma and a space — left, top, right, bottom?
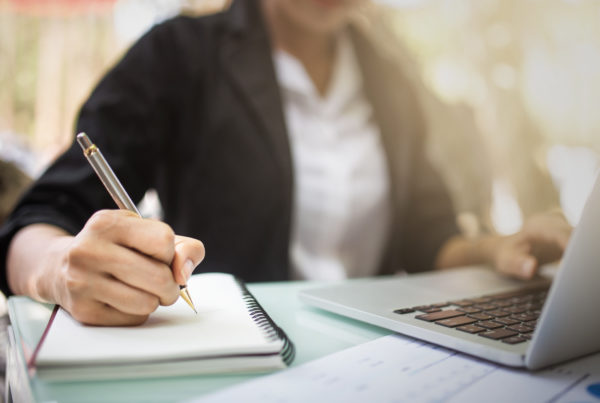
179, 288, 197, 313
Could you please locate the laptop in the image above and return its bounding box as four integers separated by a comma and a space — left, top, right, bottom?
299, 174, 600, 370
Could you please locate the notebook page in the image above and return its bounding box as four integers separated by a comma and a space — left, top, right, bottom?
36, 273, 280, 366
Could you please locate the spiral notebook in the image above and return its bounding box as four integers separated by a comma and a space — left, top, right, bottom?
26, 273, 295, 381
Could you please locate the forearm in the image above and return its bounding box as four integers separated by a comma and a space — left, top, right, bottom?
434, 234, 502, 270
6, 224, 73, 303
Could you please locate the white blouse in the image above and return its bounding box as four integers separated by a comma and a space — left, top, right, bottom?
273, 33, 391, 281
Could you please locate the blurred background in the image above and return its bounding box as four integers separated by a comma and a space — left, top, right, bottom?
0, 0, 599, 236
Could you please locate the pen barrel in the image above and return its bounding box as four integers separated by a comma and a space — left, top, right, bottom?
76, 132, 196, 313
85, 147, 140, 215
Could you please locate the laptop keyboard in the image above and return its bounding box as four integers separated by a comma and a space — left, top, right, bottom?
394, 285, 549, 345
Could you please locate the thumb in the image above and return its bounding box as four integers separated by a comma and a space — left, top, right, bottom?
502, 252, 538, 280
494, 235, 538, 280
172, 236, 205, 285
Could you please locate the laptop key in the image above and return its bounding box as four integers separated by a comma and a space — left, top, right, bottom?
450, 300, 475, 307
420, 307, 442, 313
393, 308, 415, 315
513, 295, 535, 304
415, 310, 464, 322
486, 309, 510, 317
502, 336, 528, 345
486, 289, 534, 300
456, 324, 486, 334
478, 328, 518, 340
504, 305, 528, 314
467, 313, 494, 321
525, 302, 543, 311
524, 319, 538, 328
507, 324, 533, 333
457, 306, 482, 314
493, 317, 520, 326
477, 320, 504, 329
511, 313, 538, 322
472, 303, 497, 311
469, 297, 494, 304
436, 316, 478, 328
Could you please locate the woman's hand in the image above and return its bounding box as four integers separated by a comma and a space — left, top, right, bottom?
491, 211, 572, 279
436, 210, 572, 279
7, 210, 205, 326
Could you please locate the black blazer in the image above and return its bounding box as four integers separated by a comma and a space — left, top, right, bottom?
0, 1, 458, 295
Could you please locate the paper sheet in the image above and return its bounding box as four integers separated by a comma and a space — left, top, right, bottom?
189, 334, 600, 403
37, 273, 278, 365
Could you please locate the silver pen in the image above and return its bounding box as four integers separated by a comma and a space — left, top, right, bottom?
76, 132, 197, 313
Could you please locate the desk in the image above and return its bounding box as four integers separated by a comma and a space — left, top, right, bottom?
6, 281, 391, 403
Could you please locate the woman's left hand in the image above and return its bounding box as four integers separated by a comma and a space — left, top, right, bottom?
492, 211, 572, 279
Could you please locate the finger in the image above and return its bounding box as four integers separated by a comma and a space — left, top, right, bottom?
525, 227, 571, 251
550, 228, 572, 250
67, 238, 179, 305
522, 227, 571, 266
108, 251, 180, 306
85, 210, 175, 264
68, 300, 149, 326
523, 214, 573, 250
518, 256, 538, 279
502, 253, 538, 280
171, 236, 205, 285
90, 275, 167, 316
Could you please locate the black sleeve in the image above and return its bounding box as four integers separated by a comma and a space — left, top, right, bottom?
0, 17, 193, 296
400, 126, 461, 273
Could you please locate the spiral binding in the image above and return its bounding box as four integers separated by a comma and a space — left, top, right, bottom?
235, 278, 296, 366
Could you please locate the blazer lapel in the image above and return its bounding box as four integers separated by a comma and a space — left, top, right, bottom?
219, 1, 292, 186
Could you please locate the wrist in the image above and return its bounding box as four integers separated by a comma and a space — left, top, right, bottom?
33, 234, 73, 304
7, 224, 73, 304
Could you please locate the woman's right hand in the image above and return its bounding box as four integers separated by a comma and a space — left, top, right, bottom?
7, 209, 205, 326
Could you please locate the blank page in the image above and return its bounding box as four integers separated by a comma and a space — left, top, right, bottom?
37, 273, 281, 366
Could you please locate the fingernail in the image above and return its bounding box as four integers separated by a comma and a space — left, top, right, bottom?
181, 259, 195, 281
521, 259, 535, 277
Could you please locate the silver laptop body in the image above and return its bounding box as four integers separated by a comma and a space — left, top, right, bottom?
300, 174, 600, 370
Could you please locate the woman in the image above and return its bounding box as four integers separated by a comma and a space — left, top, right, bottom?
0, 0, 570, 325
